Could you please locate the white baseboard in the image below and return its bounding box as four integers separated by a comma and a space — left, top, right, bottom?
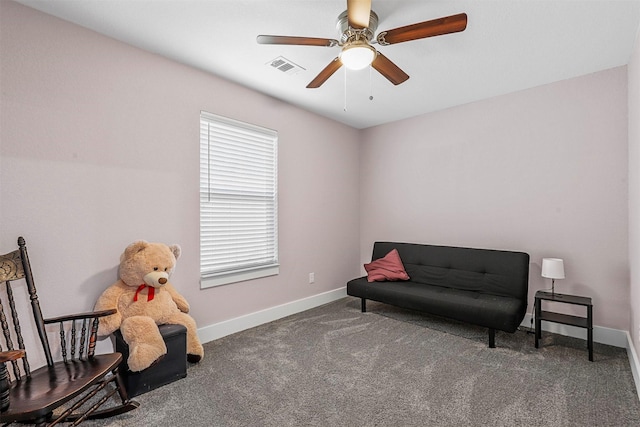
521, 313, 640, 402
626, 331, 640, 402
197, 287, 347, 344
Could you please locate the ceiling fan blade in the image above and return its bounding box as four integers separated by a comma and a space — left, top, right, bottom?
347, 0, 372, 29
307, 58, 343, 88
257, 35, 338, 47
371, 52, 409, 86
377, 13, 467, 45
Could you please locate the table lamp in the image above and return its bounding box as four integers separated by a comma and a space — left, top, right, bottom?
541, 258, 565, 295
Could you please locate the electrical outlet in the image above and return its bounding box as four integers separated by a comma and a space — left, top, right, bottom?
309, 272, 315, 284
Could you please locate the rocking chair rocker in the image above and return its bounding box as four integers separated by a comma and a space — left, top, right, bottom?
0, 237, 139, 426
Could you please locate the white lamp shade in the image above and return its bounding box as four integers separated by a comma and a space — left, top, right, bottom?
340, 42, 375, 70
541, 258, 565, 279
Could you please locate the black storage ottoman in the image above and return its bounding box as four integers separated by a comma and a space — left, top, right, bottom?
114, 323, 187, 397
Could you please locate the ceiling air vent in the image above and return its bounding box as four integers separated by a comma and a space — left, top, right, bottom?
267, 56, 305, 75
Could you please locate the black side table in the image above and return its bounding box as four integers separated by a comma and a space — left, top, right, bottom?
534, 290, 593, 361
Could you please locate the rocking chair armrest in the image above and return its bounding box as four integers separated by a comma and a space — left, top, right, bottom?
0, 349, 26, 364
44, 308, 118, 324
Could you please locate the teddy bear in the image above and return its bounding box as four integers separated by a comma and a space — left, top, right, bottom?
95, 240, 204, 372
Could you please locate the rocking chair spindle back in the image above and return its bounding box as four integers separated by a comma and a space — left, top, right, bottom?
0, 237, 138, 426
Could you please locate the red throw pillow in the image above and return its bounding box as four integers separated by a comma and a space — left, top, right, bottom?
364, 249, 410, 283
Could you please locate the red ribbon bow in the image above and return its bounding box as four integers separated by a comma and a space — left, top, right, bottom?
134, 284, 155, 302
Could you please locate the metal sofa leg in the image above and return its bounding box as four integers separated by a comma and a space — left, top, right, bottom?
488, 328, 495, 348
361, 298, 367, 313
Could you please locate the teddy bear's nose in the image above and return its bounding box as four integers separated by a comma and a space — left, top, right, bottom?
158, 277, 167, 285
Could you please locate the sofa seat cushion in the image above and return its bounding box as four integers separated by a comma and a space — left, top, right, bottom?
347, 278, 525, 333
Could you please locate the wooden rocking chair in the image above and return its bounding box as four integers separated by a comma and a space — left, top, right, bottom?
0, 237, 139, 426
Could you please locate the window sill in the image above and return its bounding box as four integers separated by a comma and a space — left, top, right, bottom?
200, 265, 279, 289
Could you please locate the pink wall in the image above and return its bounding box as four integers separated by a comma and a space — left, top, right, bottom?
629, 25, 640, 357
1, 0, 636, 365
361, 67, 629, 330
0, 1, 361, 364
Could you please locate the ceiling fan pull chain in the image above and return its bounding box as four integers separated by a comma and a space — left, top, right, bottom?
369, 65, 374, 101
343, 68, 348, 112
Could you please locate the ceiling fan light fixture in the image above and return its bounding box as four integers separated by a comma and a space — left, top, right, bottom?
339, 41, 376, 70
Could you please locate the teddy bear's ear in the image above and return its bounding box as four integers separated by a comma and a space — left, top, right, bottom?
169, 244, 181, 260
123, 240, 148, 260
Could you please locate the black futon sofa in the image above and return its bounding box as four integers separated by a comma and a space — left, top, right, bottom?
347, 242, 530, 348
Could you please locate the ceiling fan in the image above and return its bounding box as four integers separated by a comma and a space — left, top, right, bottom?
257, 0, 467, 89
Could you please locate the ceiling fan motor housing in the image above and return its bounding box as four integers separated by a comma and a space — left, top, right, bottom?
336, 10, 379, 44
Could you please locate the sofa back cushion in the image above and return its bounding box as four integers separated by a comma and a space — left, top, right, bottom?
371, 242, 529, 300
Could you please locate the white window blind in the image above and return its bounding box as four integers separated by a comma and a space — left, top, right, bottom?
200, 111, 278, 288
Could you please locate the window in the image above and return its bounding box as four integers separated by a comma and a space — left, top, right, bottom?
199, 111, 278, 288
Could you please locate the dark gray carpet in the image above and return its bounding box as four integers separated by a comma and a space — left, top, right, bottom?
89, 297, 639, 426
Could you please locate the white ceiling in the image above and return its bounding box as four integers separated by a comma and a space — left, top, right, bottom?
14, 0, 640, 129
